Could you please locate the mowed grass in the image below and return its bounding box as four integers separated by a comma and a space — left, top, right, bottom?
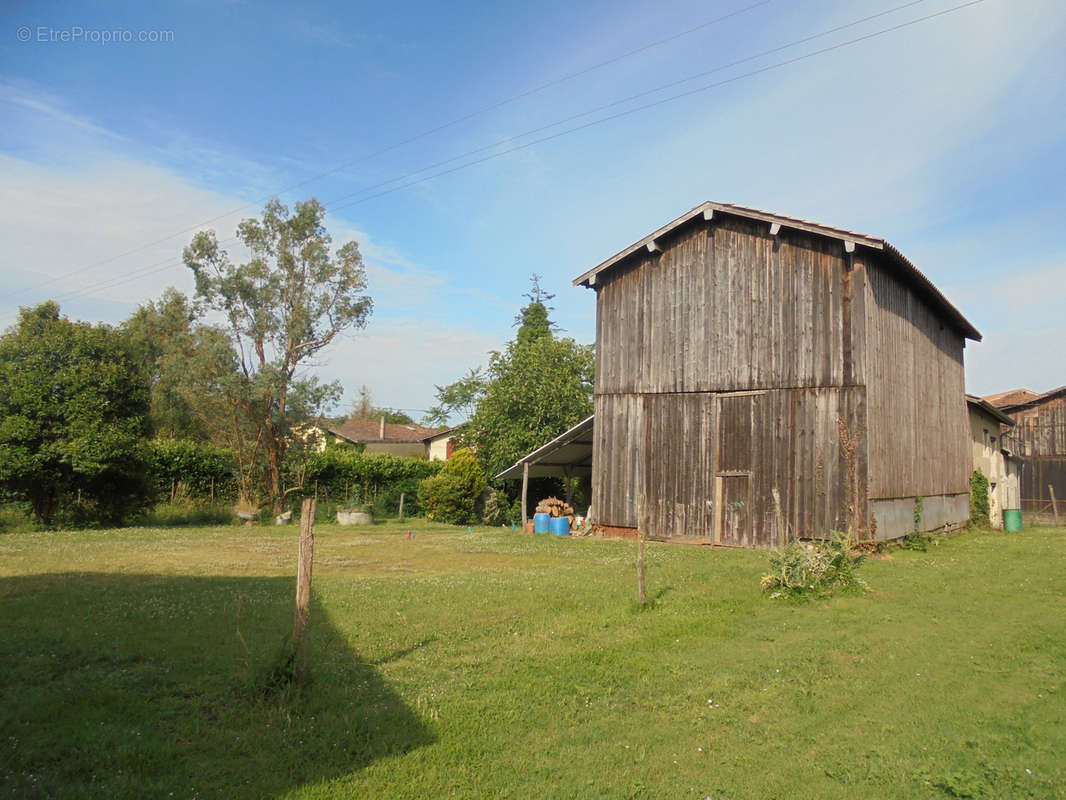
1, 521, 1064, 799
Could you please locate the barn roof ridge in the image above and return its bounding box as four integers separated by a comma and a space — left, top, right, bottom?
572, 200, 981, 342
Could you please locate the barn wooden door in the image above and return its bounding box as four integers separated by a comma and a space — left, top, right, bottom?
716, 475, 750, 546
642, 393, 716, 540
714, 393, 760, 546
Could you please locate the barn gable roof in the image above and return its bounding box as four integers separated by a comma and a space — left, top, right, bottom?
995, 385, 1066, 413
572, 201, 981, 342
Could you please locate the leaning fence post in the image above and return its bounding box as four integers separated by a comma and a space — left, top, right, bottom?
1050, 485, 1060, 525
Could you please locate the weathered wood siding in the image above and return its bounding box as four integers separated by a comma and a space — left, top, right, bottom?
594, 387, 866, 546
591, 393, 644, 529
862, 257, 969, 500
595, 215, 864, 395
1002, 392, 1066, 507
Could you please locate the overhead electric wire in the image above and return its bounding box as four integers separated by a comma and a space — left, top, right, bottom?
9, 0, 769, 302
16, 0, 984, 317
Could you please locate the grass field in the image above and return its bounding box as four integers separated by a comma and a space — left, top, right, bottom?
1, 521, 1064, 799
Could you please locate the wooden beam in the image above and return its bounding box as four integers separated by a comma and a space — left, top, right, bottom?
521, 461, 529, 530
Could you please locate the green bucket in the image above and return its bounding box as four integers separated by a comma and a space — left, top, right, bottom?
1003, 509, 1023, 532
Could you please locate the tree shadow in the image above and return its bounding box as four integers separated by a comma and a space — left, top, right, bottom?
0, 572, 433, 798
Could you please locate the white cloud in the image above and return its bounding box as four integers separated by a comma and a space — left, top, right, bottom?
316, 317, 501, 417
0, 145, 501, 412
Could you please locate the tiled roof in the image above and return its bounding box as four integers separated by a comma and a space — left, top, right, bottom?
982, 389, 1039, 408
329, 418, 446, 444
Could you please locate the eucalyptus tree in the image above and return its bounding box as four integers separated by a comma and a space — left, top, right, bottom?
183, 198, 372, 511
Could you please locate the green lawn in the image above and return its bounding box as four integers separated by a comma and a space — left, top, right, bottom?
1, 521, 1063, 799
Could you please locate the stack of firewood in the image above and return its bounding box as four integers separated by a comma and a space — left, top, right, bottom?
536, 496, 575, 527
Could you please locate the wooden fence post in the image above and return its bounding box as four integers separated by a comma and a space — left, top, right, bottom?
398, 492, 405, 521
637, 493, 647, 606
293, 497, 316, 682
1050, 485, 1060, 525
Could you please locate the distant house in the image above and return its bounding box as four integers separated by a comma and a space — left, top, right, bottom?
329, 416, 452, 460
988, 386, 1066, 514
569, 201, 981, 546
423, 428, 456, 461
965, 395, 1021, 527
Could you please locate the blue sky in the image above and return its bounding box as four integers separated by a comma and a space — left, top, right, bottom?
2, 0, 1065, 419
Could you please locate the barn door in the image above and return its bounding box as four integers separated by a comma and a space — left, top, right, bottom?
714, 393, 759, 546
642, 393, 716, 540
715, 474, 750, 546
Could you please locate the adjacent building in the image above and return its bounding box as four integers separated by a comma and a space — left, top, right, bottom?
966, 394, 1021, 527
329, 417, 452, 460
989, 386, 1066, 514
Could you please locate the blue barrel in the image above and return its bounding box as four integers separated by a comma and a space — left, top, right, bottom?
533, 512, 551, 533
550, 516, 570, 536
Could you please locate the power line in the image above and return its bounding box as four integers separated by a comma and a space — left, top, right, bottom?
8, 0, 769, 302
326, 0, 987, 211
12, 0, 985, 318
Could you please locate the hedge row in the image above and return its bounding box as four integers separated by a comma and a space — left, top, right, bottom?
145, 439, 238, 502
303, 446, 444, 515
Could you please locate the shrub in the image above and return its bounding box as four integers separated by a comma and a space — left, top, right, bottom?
304, 447, 442, 509
480, 488, 511, 526
969, 469, 990, 527
417, 449, 486, 525
761, 530, 868, 600
146, 439, 238, 503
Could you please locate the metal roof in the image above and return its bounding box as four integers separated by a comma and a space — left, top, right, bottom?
572, 201, 981, 341
494, 415, 594, 481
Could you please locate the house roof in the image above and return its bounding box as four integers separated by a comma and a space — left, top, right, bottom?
572, 201, 981, 341
995, 385, 1066, 413
329, 418, 446, 444
982, 388, 1039, 408
965, 394, 1016, 428
495, 415, 594, 481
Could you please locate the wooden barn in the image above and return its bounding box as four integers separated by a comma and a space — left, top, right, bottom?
992, 386, 1066, 516
574, 202, 981, 546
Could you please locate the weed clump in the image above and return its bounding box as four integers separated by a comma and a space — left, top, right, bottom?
761, 530, 868, 600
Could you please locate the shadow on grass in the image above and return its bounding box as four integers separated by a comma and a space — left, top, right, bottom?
0, 572, 433, 798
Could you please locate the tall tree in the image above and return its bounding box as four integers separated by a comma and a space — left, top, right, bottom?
0, 302, 153, 525
436, 277, 594, 479
183, 198, 373, 511
348, 385, 415, 425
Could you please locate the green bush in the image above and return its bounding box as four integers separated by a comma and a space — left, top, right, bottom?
761, 531, 868, 600
969, 469, 990, 527
304, 447, 442, 509
417, 449, 487, 525
146, 439, 238, 503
